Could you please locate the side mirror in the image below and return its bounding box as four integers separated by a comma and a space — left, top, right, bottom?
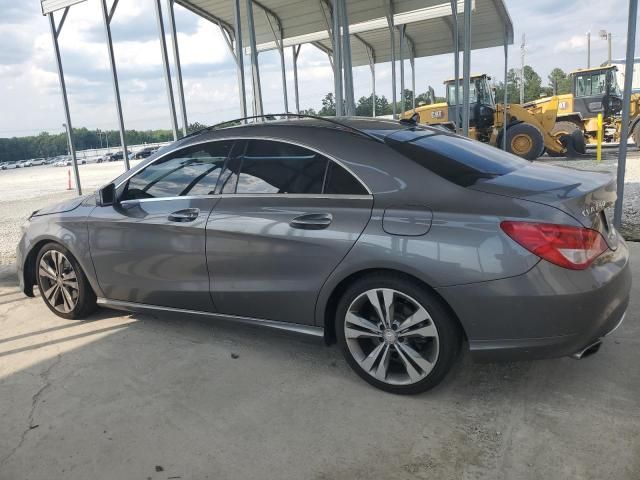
97, 183, 117, 207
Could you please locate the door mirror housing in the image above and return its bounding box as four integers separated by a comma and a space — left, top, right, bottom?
97, 183, 117, 207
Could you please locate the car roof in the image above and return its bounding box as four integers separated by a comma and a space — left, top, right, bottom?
187, 116, 446, 144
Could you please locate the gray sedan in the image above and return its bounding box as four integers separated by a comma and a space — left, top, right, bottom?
16, 117, 631, 394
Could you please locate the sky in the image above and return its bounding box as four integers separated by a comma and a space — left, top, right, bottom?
0, 0, 636, 138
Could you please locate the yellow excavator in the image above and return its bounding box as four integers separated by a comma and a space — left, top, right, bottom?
403, 74, 582, 160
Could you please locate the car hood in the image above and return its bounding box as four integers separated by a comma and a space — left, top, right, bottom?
32, 195, 87, 217
469, 162, 616, 227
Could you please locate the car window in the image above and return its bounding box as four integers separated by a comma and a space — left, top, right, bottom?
120, 141, 233, 200
385, 129, 527, 187
324, 161, 368, 195
235, 140, 328, 194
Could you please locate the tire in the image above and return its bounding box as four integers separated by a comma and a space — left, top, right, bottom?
505, 123, 544, 160
335, 273, 462, 395
632, 122, 640, 148
35, 242, 97, 320
548, 121, 586, 157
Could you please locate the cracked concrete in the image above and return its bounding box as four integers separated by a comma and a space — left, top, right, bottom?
0, 245, 638, 480
0, 354, 61, 468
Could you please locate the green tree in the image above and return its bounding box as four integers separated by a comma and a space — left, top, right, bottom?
545, 68, 572, 95
318, 93, 336, 116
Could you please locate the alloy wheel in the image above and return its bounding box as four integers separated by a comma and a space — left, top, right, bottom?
344, 288, 440, 386
38, 250, 79, 314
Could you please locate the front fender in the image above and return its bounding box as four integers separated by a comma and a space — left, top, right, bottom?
18, 205, 102, 298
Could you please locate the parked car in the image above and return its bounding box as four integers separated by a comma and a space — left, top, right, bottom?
31, 158, 46, 166
16, 117, 631, 394
133, 146, 157, 159
0, 162, 6, 170
110, 150, 131, 161
17, 160, 32, 167
2, 162, 18, 169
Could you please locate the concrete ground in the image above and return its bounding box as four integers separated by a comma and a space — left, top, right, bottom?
0, 245, 638, 480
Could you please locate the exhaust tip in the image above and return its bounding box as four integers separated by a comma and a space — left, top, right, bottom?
570, 340, 603, 360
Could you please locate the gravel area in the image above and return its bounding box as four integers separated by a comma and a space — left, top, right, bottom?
0, 149, 638, 266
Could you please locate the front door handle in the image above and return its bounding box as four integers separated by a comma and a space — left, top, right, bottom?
168, 208, 200, 222
289, 213, 333, 230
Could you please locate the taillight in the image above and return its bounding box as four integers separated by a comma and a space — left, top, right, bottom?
500, 221, 608, 270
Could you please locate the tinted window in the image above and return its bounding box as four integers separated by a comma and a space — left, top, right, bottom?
324, 161, 368, 195
235, 140, 328, 194
385, 129, 527, 187
121, 141, 233, 200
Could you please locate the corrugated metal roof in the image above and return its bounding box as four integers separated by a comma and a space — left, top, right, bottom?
177, 0, 513, 65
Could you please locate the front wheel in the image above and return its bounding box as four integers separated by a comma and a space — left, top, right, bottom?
336, 274, 462, 394
505, 123, 544, 160
36, 243, 97, 320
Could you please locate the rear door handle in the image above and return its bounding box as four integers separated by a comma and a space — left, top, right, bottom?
289, 213, 333, 230
168, 208, 200, 222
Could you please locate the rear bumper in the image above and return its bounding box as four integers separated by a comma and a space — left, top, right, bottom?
436, 240, 631, 362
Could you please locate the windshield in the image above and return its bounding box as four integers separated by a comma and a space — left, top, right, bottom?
447, 78, 494, 106
384, 128, 527, 187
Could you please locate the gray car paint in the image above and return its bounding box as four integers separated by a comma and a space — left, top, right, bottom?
17, 118, 632, 361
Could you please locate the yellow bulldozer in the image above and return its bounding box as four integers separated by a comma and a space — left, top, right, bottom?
403, 74, 583, 160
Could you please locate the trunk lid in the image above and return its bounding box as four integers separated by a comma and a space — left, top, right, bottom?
469, 163, 618, 248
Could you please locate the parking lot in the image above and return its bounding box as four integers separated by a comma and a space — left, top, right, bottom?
0, 147, 638, 479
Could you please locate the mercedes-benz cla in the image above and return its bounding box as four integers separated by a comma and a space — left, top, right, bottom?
17, 118, 631, 394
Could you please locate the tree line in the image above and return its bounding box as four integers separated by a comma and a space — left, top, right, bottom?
0, 128, 174, 163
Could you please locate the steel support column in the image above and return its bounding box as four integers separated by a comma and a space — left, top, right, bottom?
399, 24, 405, 113
614, 0, 638, 227
502, 28, 508, 150
48, 11, 81, 195
461, 0, 472, 136
410, 47, 415, 111
340, 0, 355, 115
450, 0, 460, 131
385, 0, 397, 118
154, 0, 179, 140
265, 10, 288, 112
292, 45, 301, 113
232, 0, 247, 118
246, 0, 263, 116
167, 0, 188, 136
331, 0, 343, 116
100, 0, 130, 170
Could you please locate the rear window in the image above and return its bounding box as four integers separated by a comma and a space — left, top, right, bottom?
385, 129, 527, 187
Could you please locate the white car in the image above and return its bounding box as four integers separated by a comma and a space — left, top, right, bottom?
31, 158, 46, 166
18, 160, 32, 167
3, 162, 18, 169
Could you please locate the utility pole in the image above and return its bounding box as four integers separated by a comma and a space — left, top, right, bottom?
520, 33, 525, 104
587, 31, 591, 68
600, 30, 612, 65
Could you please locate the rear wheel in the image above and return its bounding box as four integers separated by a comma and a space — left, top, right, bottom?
336, 274, 461, 394
632, 122, 640, 148
36, 243, 96, 320
505, 123, 544, 160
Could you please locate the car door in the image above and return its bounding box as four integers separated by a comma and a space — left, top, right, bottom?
88, 140, 236, 311
206, 139, 374, 326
